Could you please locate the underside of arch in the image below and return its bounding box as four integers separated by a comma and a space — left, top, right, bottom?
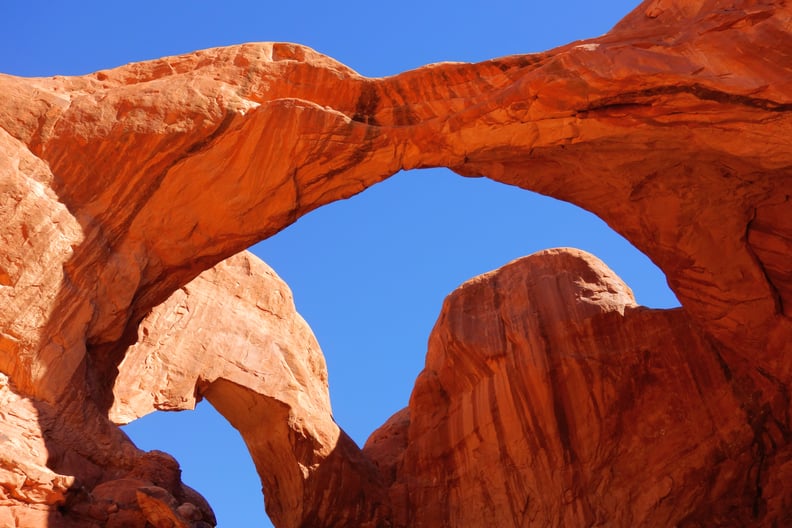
0, 0, 791, 526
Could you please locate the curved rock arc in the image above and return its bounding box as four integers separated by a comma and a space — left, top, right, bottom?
0, 0, 790, 526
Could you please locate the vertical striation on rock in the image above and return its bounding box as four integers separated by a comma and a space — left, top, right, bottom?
365, 249, 760, 526
0, 0, 790, 526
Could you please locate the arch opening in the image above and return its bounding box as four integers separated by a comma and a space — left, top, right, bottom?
252, 167, 680, 447
122, 402, 272, 527
121, 166, 679, 528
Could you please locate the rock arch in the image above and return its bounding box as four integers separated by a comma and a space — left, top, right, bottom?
0, 0, 790, 526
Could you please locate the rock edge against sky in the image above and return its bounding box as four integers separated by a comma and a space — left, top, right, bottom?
0, 0, 791, 526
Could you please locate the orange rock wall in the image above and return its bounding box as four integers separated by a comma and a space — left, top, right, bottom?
365, 250, 760, 526
0, 0, 790, 526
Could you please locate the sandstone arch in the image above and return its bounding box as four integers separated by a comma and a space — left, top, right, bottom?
0, 0, 790, 526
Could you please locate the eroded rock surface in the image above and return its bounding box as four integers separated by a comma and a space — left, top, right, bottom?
0, 0, 790, 526
365, 249, 763, 526
111, 252, 387, 527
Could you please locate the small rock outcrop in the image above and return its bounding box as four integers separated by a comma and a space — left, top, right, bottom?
0, 0, 790, 526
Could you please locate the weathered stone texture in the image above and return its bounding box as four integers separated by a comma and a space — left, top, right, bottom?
0, 0, 790, 526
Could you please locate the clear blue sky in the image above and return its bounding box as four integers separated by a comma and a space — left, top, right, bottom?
1, 2, 669, 526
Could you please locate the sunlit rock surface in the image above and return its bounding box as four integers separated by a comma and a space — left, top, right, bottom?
111, 252, 386, 527
0, 0, 790, 526
366, 249, 759, 526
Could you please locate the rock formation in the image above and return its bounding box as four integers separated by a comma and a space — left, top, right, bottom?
0, 0, 790, 526
365, 249, 764, 526
111, 253, 387, 527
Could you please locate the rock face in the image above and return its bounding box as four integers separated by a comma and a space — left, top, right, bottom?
0, 0, 790, 526
111, 253, 387, 528
365, 249, 760, 526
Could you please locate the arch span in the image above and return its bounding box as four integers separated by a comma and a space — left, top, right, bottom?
0, 0, 790, 526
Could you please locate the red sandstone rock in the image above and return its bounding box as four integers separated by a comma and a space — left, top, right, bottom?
365, 249, 759, 526
0, 0, 790, 526
111, 252, 386, 527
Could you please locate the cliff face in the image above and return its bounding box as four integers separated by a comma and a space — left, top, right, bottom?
0, 0, 790, 526
365, 249, 762, 526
